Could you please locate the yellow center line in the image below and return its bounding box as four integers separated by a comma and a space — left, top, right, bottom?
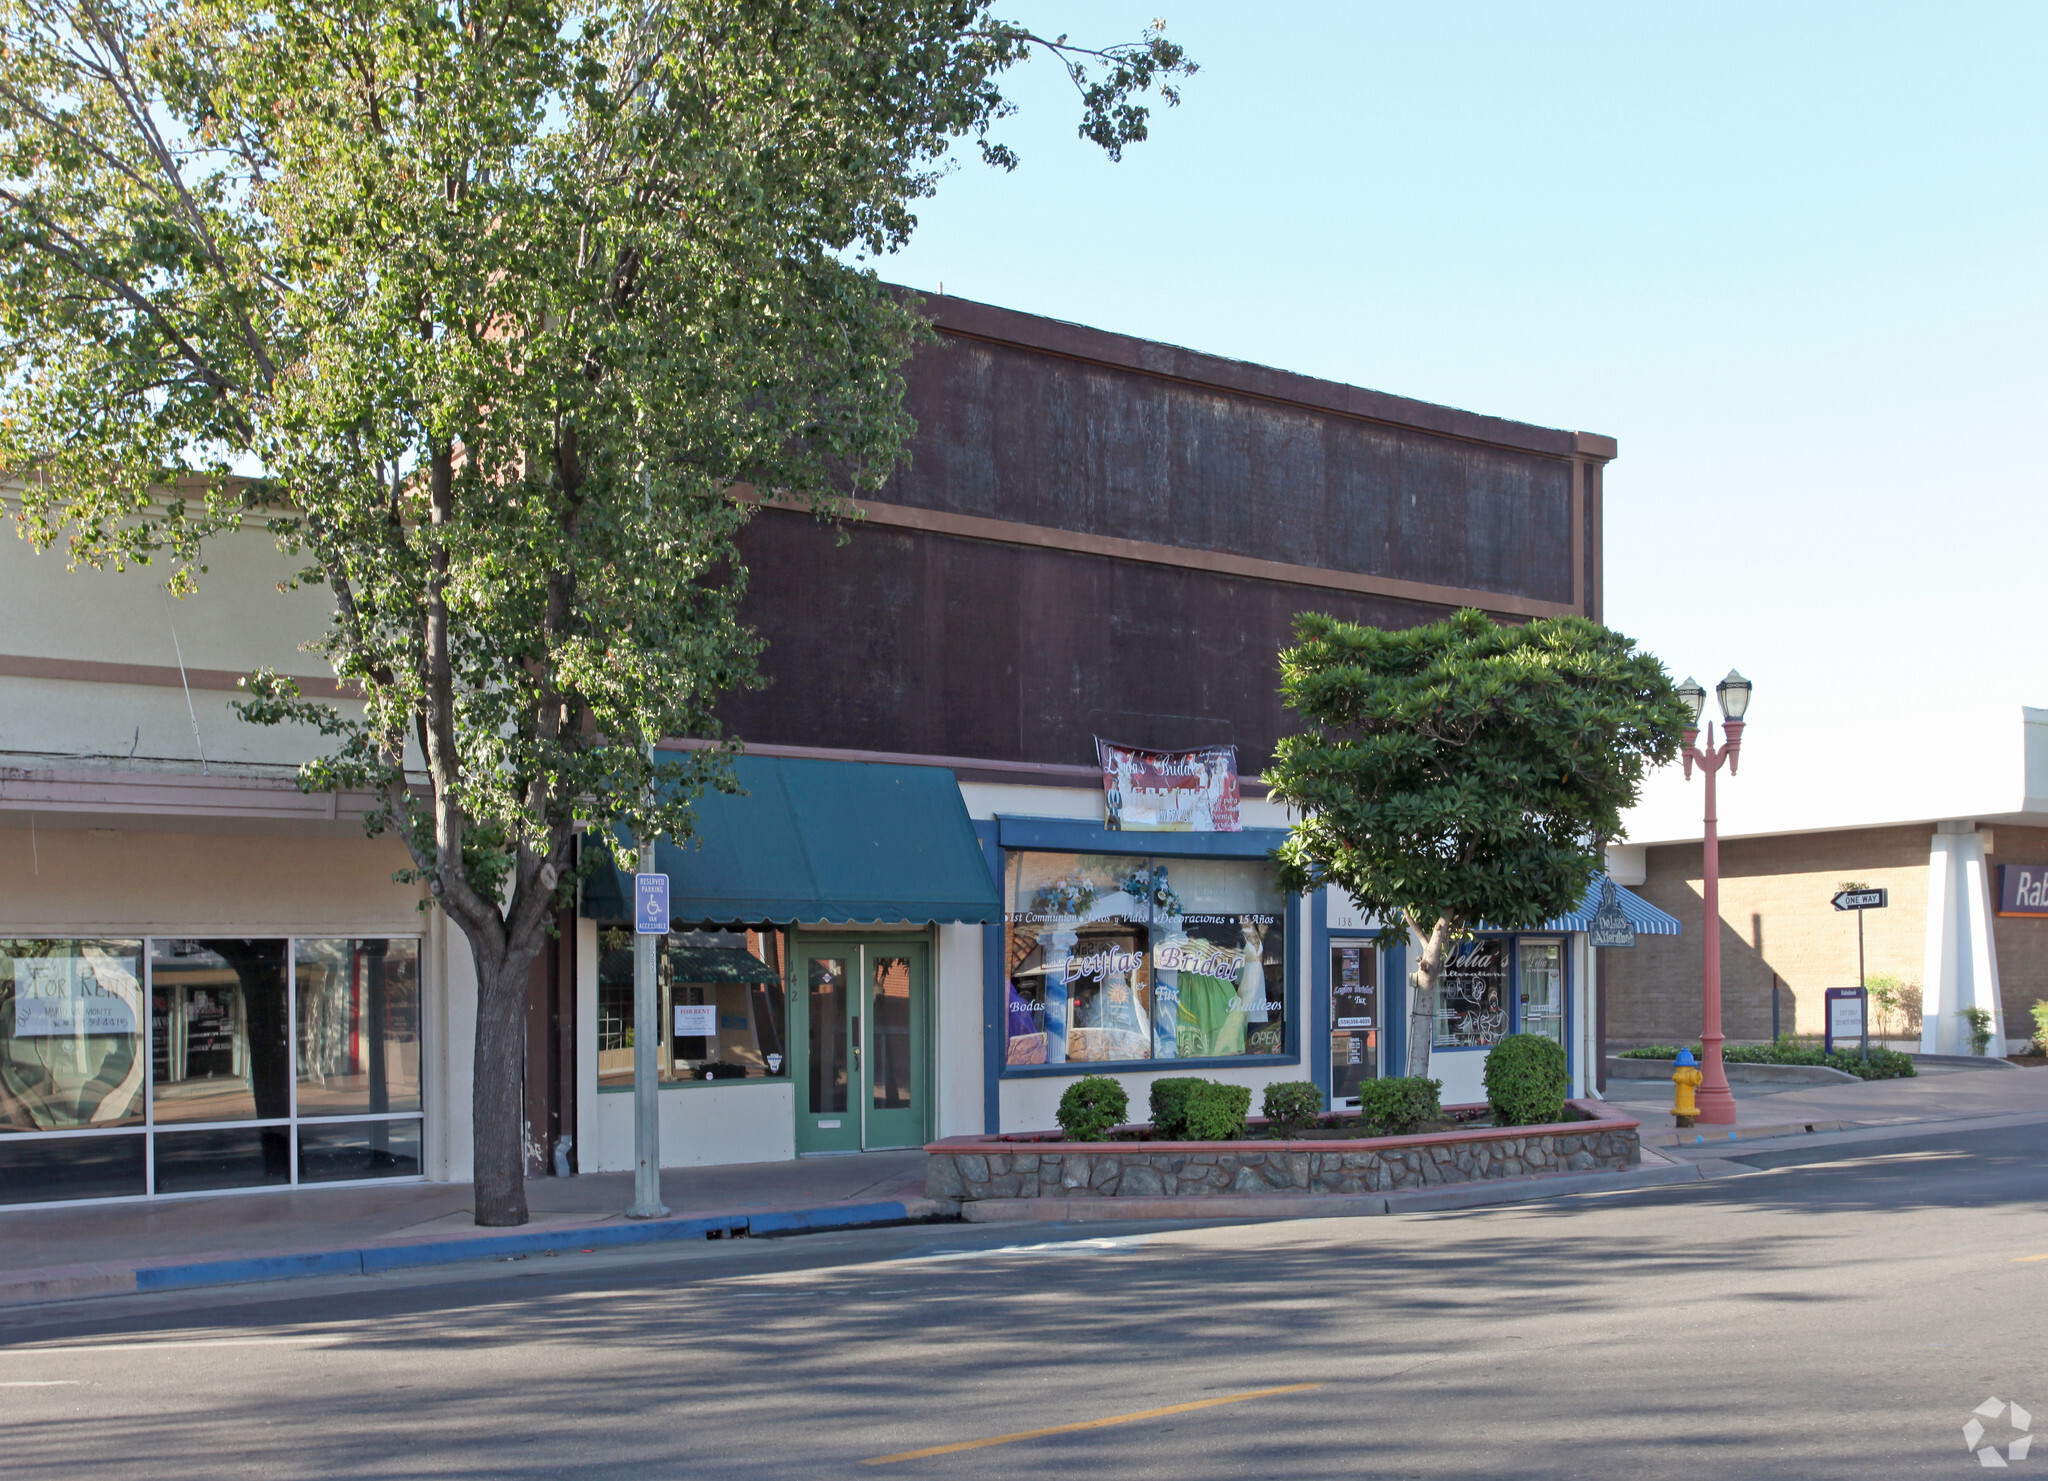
860, 1383, 1324, 1466
2013, 1253, 2048, 1263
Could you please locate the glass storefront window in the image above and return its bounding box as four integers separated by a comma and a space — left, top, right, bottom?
597, 927, 789, 1086
1, 939, 146, 1133
0, 936, 423, 1205
1002, 852, 1287, 1068
1436, 938, 1509, 1048
151, 939, 292, 1125
295, 939, 422, 1115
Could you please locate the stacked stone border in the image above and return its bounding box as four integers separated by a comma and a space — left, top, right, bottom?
925, 1099, 1641, 1202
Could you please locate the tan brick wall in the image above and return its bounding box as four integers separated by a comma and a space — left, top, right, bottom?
1988, 825, 2048, 1046
1604, 826, 1931, 1044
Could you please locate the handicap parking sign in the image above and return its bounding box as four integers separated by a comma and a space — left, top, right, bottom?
635, 873, 670, 935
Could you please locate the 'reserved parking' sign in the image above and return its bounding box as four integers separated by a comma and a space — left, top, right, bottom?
634, 872, 670, 935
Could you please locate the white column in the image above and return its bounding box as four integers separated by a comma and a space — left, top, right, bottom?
1921, 823, 2005, 1055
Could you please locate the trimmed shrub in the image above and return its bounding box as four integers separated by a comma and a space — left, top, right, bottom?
1355, 1076, 1442, 1136
1056, 1075, 1128, 1142
1148, 1077, 1207, 1139
1261, 1081, 1324, 1138
1181, 1081, 1253, 1140
1484, 1033, 1570, 1127
2031, 1000, 2048, 1055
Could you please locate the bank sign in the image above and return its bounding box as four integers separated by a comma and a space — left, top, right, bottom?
1997, 865, 2048, 916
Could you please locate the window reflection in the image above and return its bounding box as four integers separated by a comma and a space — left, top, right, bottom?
295, 939, 422, 1115
150, 940, 291, 1125
0, 939, 145, 1132
596, 927, 788, 1086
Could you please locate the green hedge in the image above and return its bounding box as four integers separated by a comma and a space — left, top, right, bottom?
1181, 1081, 1253, 1140
1619, 1042, 1916, 1081
1261, 1081, 1324, 1138
1483, 1033, 1569, 1126
1355, 1076, 1442, 1136
1147, 1077, 1207, 1139
1056, 1075, 1129, 1141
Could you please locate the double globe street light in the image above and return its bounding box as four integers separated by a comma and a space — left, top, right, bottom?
1678, 670, 1753, 1126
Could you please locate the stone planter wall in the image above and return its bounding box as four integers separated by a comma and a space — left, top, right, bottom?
925, 1099, 1639, 1202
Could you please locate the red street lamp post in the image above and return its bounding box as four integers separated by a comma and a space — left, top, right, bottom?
1678, 670, 1753, 1127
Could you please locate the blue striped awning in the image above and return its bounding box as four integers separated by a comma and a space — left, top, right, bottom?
1537, 875, 1682, 935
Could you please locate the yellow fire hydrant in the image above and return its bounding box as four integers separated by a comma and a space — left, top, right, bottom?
1671, 1047, 1702, 1128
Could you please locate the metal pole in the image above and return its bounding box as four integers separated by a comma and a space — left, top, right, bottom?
1696, 730, 1737, 1124
1772, 973, 1780, 1043
1858, 908, 1868, 1062
627, 836, 668, 1219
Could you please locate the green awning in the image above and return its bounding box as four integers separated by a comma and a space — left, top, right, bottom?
580, 755, 1000, 926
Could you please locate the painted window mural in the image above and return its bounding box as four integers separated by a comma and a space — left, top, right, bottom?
1003, 852, 1287, 1067
1434, 938, 1509, 1049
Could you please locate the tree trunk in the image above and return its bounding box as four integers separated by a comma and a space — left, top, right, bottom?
469, 932, 543, 1227
1407, 917, 1459, 1081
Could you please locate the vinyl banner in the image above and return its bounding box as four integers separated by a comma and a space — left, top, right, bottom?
1097, 740, 1241, 833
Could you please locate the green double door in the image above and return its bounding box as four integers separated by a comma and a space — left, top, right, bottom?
791, 938, 931, 1155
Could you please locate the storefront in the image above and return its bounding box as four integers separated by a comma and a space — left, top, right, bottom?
1308, 877, 1680, 1109
575, 754, 1003, 1170
0, 935, 424, 1203
987, 817, 1305, 1134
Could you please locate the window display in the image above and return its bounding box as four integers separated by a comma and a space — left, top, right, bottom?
1003, 852, 1287, 1068
597, 927, 788, 1086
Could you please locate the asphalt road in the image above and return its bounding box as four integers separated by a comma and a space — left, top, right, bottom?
2, 1121, 2045, 1480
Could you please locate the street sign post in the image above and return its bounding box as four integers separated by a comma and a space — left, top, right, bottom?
628, 861, 670, 1219
1830, 888, 1887, 1060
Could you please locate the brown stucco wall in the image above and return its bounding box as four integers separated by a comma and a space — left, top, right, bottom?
1604, 825, 1932, 1044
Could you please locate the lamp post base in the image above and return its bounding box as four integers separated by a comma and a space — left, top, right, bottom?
1695, 1085, 1738, 1125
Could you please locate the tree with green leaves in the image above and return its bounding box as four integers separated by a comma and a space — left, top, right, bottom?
1267, 609, 1687, 1079
0, 0, 1193, 1225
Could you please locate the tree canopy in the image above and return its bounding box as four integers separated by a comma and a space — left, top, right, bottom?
1267, 608, 1687, 1076
0, 0, 1194, 1222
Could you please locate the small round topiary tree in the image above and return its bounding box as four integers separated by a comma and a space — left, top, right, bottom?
1261, 1080, 1323, 1138
1483, 1033, 1569, 1127
1056, 1075, 1130, 1142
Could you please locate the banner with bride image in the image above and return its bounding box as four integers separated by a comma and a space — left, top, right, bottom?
1097, 740, 1241, 832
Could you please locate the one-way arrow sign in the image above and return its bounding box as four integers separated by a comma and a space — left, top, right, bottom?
1832, 888, 1888, 911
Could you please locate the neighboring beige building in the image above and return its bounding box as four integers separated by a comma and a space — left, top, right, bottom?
1603, 712, 2048, 1055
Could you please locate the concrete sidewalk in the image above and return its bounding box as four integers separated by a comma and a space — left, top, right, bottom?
1603, 1059, 2048, 1147
0, 1151, 938, 1306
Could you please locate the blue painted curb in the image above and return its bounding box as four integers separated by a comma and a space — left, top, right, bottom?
133, 1200, 916, 1293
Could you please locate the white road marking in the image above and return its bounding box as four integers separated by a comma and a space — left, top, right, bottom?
2, 1336, 340, 1356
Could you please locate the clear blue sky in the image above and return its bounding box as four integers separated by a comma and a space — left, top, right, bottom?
876, 2, 2047, 840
